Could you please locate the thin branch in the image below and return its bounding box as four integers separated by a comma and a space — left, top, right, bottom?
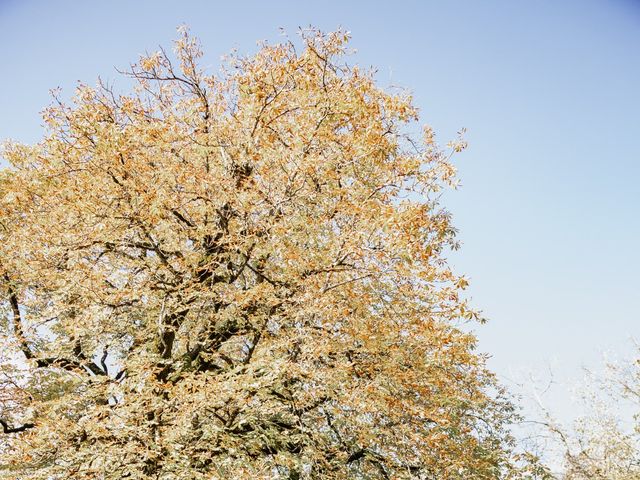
3, 274, 33, 360
0, 419, 35, 434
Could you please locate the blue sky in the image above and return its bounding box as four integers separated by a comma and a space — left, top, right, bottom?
1, 0, 639, 423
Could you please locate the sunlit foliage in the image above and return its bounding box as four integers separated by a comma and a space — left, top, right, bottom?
0, 28, 540, 479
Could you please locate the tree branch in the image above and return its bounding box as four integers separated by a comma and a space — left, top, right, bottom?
0, 419, 35, 434
4, 274, 34, 360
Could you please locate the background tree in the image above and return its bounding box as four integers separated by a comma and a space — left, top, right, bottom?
0, 28, 543, 479
541, 348, 640, 480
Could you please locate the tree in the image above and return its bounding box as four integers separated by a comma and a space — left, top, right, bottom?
542, 349, 640, 480
0, 28, 538, 479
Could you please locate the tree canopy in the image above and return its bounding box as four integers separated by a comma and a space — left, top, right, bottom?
0, 28, 542, 479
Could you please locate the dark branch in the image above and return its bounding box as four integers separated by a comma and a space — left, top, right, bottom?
3, 275, 107, 376
4, 273, 34, 360
100, 345, 109, 375
171, 209, 195, 228
0, 419, 35, 434
347, 449, 366, 464
34, 356, 107, 376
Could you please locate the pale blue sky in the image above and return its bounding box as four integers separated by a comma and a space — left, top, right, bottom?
1, 0, 639, 422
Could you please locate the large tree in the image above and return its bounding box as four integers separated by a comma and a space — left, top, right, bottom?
0, 28, 538, 479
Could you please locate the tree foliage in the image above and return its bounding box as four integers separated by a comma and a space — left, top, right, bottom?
1, 28, 537, 479
544, 349, 640, 480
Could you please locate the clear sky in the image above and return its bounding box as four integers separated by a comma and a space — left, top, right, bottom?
1, 0, 639, 424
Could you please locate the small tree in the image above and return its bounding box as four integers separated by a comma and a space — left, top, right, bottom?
1, 28, 535, 479
543, 350, 640, 480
